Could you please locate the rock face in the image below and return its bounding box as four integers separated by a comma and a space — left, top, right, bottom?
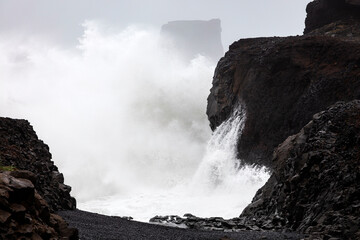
304, 0, 360, 34
0, 170, 78, 239
240, 101, 360, 239
161, 19, 224, 62
207, 34, 360, 168
0, 117, 76, 211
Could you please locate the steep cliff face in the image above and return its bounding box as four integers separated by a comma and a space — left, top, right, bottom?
0, 117, 76, 211
207, 35, 360, 168
240, 100, 360, 239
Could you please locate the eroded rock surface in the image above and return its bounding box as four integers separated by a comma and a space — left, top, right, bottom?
0, 170, 78, 239
240, 101, 360, 239
0, 117, 76, 211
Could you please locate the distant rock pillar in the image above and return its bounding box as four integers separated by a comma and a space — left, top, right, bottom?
160, 19, 224, 62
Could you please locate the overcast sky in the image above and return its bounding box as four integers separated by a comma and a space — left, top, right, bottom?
0, 0, 311, 49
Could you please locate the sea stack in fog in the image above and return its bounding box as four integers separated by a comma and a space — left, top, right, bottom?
161, 19, 224, 62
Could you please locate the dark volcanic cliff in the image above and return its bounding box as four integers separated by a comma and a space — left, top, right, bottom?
207, 0, 360, 168
206, 0, 360, 238
207, 35, 360, 168
241, 101, 360, 239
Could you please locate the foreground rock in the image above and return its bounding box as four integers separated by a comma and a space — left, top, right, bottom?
0, 170, 78, 239
0, 117, 76, 211
240, 100, 360, 239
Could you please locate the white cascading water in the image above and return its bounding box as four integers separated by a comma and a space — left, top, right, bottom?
0, 21, 269, 221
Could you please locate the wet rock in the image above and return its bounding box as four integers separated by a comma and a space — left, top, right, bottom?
149, 214, 264, 232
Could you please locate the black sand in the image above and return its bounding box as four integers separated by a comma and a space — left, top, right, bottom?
58, 210, 304, 240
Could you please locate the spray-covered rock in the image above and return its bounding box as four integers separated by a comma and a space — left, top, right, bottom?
207, 33, 360, 169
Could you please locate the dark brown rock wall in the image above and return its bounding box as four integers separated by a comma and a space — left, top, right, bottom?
240, 100, 360, 239
0, 117, 76, 211
207, 35, 360, 168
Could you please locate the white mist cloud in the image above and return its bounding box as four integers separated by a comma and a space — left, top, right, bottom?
0, 0, 311, 48
0, 21, 214, 200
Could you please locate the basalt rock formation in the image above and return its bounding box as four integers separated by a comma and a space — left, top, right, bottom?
161, 19, 224, 62
240, 100, 360, 239
0, 170, 78, 239
0, 117, 76, 211
207, 0, 360, 168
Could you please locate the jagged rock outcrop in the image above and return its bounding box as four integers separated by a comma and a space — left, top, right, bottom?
0, 170, 78, 239
240, 100, 360, 239
304, 0, 360, 34
0, 117, 76, 211
207, 34, 360, 168
161, 19, 224, 62
149, 214, 303, 237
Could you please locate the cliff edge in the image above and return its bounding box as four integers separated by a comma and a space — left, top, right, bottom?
207, 0, 360, 168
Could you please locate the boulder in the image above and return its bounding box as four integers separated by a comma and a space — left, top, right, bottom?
0, 170, 78, 239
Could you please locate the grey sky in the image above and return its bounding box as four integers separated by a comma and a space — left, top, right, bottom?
0, 0, 311, 49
